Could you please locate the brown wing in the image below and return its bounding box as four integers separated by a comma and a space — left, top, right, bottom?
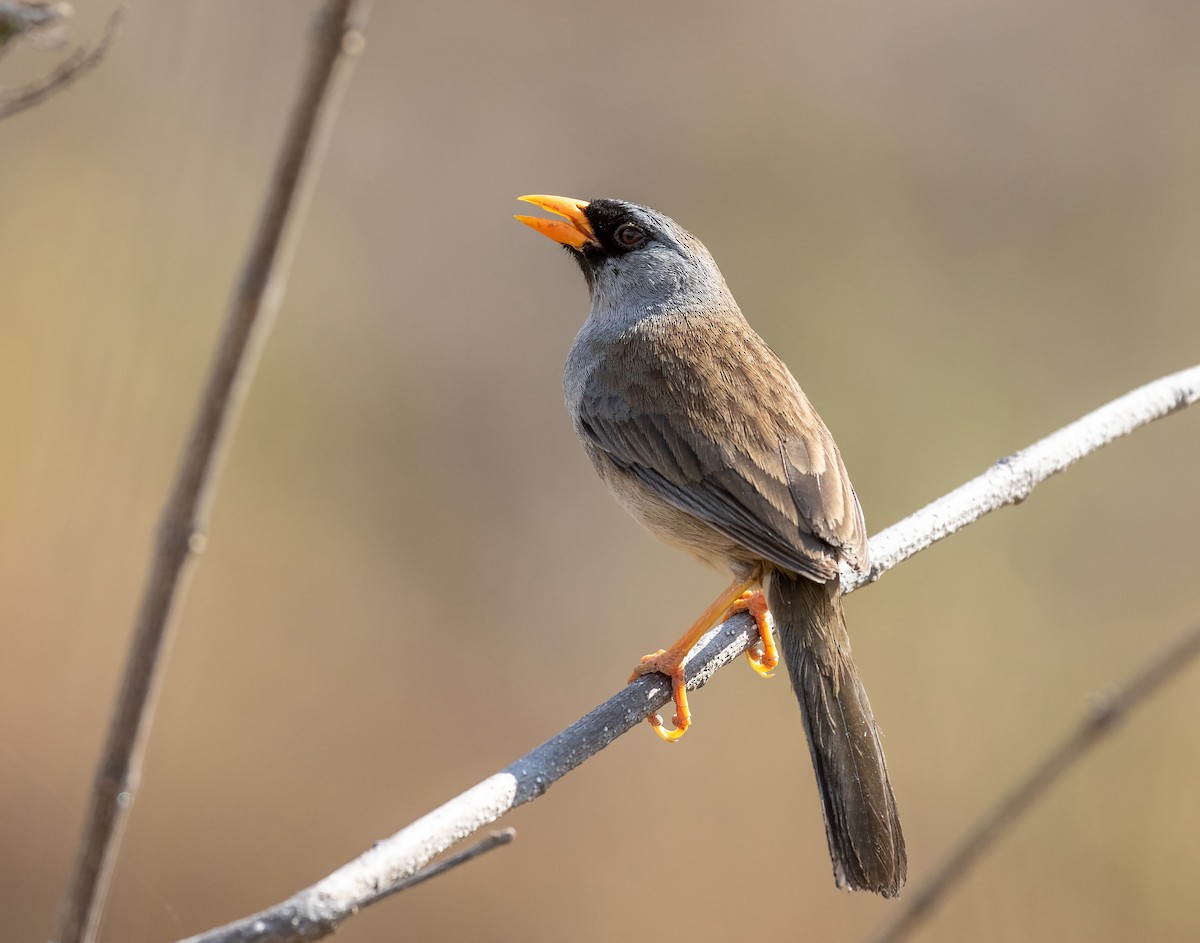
575, 314, 868, 581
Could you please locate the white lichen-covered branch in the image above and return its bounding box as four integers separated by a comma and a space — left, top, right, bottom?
846, 364, 1200, 590
178, 363, 1200, 943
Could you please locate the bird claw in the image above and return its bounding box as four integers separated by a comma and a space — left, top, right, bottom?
648, 710, 689, 742
730, 589, 778, 676
745, 644, 776, 678
630, 650, 692, 741
628, 649, 670, 682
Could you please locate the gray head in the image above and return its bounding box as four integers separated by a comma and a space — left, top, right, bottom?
516, 196, 737, 323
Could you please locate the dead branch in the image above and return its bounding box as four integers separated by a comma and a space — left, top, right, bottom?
51, 3, 371, 941
0, 6, 123, 121
175, 364, 1200, 943
870, 616, 1200, 943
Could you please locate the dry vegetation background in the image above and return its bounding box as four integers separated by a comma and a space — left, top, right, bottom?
3, 2, 1200, 941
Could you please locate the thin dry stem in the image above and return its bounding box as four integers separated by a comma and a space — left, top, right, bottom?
361, 829, 517, 907
0, 7, 122, 122
52, 3, 370, 941
870, 617, 1200, 943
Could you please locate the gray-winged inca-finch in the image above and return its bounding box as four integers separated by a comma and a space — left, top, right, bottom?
516, 195, 905, 896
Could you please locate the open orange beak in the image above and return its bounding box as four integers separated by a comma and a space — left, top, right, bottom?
515, 195, 598, 249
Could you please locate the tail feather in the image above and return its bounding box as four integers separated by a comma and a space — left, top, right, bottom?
767, 569, 906, 897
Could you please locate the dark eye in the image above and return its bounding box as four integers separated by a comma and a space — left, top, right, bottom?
614, 223, 646, 247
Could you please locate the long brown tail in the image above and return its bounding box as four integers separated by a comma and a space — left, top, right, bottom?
767, 569, 906, 897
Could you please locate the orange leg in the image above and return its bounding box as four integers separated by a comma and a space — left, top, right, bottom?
732, 589, 777, 677
629, 572, 759, 742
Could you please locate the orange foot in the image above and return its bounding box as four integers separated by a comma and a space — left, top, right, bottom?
629, 649, 691, 742
731, 589, 777, 678
628, 572, 770, 743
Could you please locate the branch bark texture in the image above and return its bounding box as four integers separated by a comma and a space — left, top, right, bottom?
53, 4, 370, 941
178, 363, 1200, 943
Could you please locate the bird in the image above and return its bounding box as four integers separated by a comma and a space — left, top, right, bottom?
515, 194, 905, 897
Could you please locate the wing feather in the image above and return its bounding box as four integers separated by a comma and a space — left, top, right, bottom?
574, 316, 868, 579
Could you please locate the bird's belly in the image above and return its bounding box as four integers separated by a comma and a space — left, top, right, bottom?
593, 455, 761, 580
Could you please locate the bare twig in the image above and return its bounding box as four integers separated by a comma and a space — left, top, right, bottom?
0, 7, 123, 122
52, 3, 371, 942
870, 617, 1200, 943
175, 364, 1200, 943
362, 829, 516, 907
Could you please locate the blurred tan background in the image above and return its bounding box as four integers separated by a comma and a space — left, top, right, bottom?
3, 1, 1200, 940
